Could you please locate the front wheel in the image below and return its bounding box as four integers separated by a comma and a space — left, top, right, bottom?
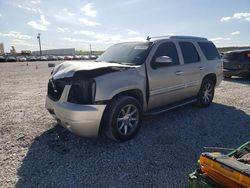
102, 96, 142, 142
196, 78, 215, 108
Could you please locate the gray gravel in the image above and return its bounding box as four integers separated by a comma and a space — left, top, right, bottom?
0, 61, 250, 188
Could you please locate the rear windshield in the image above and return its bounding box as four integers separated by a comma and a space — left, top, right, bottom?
223, 52, 240, 61
198, 42, 220, 60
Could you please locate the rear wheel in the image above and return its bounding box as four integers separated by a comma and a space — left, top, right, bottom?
102, 96, 142, 142
196, 78, 215, 107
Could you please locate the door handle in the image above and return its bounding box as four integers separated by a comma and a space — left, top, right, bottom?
199, 66, 205, 70
175, 71, 183, 75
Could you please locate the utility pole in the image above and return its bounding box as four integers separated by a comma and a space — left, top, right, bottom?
89, 44, 92, 55
37, 33, 42, 56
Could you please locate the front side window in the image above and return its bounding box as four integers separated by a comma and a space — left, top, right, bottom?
152, 42, 180, 66
179, 42, 200, 64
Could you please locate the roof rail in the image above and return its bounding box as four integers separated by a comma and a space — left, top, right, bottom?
146, 35, 171, 41
146, 35, 208, 41
170, 36, 208, 40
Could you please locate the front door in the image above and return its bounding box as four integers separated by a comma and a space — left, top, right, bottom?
146, 41, 186, 110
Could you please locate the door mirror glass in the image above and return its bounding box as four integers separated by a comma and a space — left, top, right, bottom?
155, 56, 173, 64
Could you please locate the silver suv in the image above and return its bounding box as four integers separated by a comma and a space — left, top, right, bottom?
46, 36, 223, 142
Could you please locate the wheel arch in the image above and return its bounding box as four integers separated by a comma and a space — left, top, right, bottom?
111, 89, 144, 109
202, 73, 217, 86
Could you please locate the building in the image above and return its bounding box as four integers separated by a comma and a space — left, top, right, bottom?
32, 48, 75, 56
0, 43, 4, 55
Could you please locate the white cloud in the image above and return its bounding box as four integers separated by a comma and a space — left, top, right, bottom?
61, 37, 94, 44
57, 27, 65, 33
27, 21, 47, 31
231, 31, 240, 35
74, 30, 95, 36
67, 12, 75, 16
210, 37, 231, 42
40, 15, 50, 25
81, 3, 97, 17
128, 29, 140, 35
27, 15, 50, 31
79, 18, 101, 26
73, 30, 147, 44
220, 16, 231, 22
0, 31, 34, 49
31, 0, 40, 4
246, 17, 250, 21
10, 39, 33, 47
0, 31, 32, 40
62, 8, 75, 16
0, 13, 2, 17
233, 12, 250, 19
123, 37, 146, 42
220, 12, 250, 22
74, 30, 122, 43
17, 4, 42, 13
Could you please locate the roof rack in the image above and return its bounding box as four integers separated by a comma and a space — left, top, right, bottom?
146, 35, 208, 41
146, 35, 170, 41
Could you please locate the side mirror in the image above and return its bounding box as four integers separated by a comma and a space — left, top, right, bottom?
155, 56, 173, 64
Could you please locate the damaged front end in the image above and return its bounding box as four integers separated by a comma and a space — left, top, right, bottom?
48, 65, 129, 105
45, 61, 138, 137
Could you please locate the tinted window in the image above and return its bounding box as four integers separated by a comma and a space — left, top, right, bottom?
198, 42, 220, 60
179, 42, 200, 64
153, 42, 179, 66
223, 52, 240, 61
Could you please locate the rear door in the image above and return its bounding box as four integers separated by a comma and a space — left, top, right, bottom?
146, 41, 186, 110
177, 41, 203, 97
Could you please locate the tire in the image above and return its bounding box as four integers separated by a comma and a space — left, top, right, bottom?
102, 96, 142, 142
196, 78, 215, 108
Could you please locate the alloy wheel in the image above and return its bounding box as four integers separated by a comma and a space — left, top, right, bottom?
116, 104, 139, 136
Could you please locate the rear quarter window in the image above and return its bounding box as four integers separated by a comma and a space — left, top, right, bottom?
198, 42, 220, 60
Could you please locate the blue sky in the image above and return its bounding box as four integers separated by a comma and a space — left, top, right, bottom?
0, 0, 250, 52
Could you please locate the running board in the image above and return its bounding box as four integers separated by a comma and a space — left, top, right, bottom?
145, 98, 197, 116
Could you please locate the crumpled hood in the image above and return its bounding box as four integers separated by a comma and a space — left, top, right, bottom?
52, 61, 135, 80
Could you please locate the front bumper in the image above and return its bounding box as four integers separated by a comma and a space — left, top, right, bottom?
45, 86, 106, 137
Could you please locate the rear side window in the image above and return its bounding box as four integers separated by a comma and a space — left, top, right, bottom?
179, 42, 200, 64
153, 42, 179, 66
198, 42, 220, 60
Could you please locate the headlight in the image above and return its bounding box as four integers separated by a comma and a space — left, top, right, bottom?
67, 79, 96, 104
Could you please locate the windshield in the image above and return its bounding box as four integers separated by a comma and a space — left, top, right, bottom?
96, 42, 152, 65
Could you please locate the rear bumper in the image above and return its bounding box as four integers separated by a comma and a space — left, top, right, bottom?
216, 72, 223, 87
45, 94, 106, 138
223, 68, 250, 76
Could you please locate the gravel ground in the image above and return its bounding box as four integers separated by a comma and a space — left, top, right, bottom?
0, 61, 250, 188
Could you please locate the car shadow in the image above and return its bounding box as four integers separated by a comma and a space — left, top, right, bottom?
16, 103, 250, 187
223, 76, 250, 85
